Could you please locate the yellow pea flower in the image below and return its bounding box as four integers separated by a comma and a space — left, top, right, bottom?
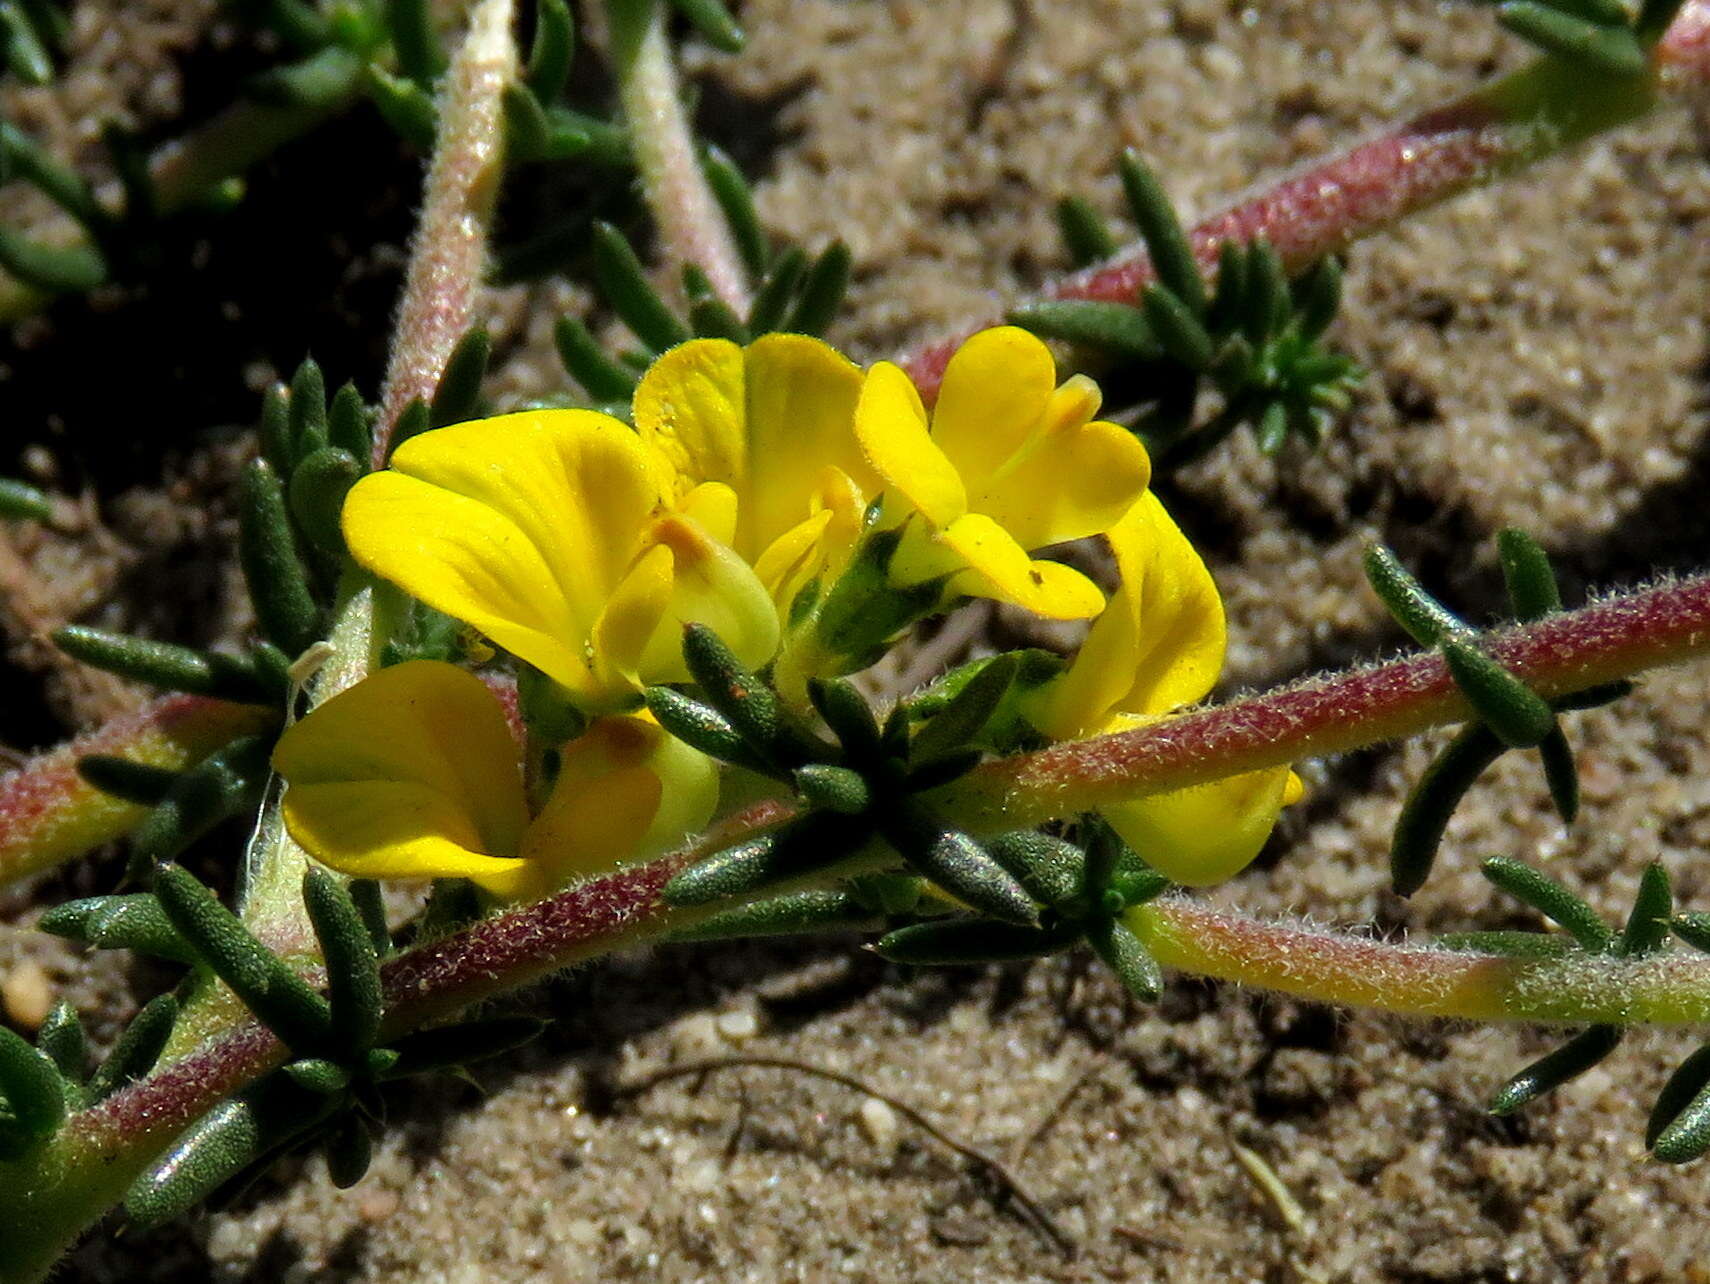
341, 409, 779, 715
633, 333, 877, 614
854, 326, 1152, 620
1026, 493, 1303, 886
272, 660, 718, 900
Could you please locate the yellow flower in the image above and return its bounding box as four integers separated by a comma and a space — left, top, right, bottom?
341, 409, 779, 715
633, 334, 876, 614
1027, 493, 1302, 886
272, 660, 718, 900
854, 326, 1152, 620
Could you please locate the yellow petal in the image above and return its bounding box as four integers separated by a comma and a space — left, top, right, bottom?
274, 660, 530, 891
637, 514, 782, 682
678, 481, 740, 548
1112, 493, 1225, 715
855, 362, 966, 527
520, 715, 719, 884
631, 339, 748, 504
939, 513, 1105, 619
753, 508, 834, 604
976, 416, 1152, 551
1102, 761, 1296, 887
592, 542, 674, 691
929, 327, 1057, 490
345, 411, 668, 701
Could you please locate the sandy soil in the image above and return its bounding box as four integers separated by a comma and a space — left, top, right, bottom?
9, 0, 1710, 1279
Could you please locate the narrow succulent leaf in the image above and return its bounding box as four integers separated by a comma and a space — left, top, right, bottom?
85, 993, 178, 1104
1496, 527, 1562, 621
911, 652, 1018, 762
1009, 299, 1160, 359
326, 383, 372, 461
1110, 864, 1171, 911
384, 0, 446, 86
429, 327, 491, 428
881, 806, 1037, 926
701, 143, 768, 277
1441, 638, 1558, 749
38, 892, 198, 964
389, 398, 433, 454
985, 830, 1086, 909
553, 315, 639, 403
1361, 544, 1469, 647
876, 917, 1074, 964
681, 624, 785, 759
325, 1113, 374, 1188
1655, 1080, 1710, 1163
665, 815, 868, 906
1290, 255, 1342, 339
257, 385, 293, 475
0, 229, 105, 293
902, 748, 983, 792
1481, 856, 1613, 953
645, 686, 766, 771
287, 359, 328, 463
1672, 913, 1710, 954
1548, 0, 1639, 22
288, 447, 363, 558
53, 625, 281, 704
348, 878, 391, 957
1255, 401, 1290, 455
1434, 929, 1572, 958
0, 4, 53, 83
304, 869, 383, 1059
849, 873, 925, 915
131, 734, 272, 869
592, 220, 692, 352
1489, 1025, 1621, 1115
239, 459, 321, 658
1496, 1, 1647, 76
1244, 239, 1290, 343
1118, 149, 1204, 314
0, 1026, 65, 1138
807, 677, 883, 762
1636, 0, 1689, 41
282, 1057, 351, 1095
0, 122, 100, 225
1536, 727, 1580, 825
1390, 723, 1505, 897
1055, 195, 1118, 268
0, 477, 51, 521
1204, 238, 1249, 335
379, 1016, 547, 1079
1141, 285, 1217, 371
793, 764, 871, 814
1617, 862, 1673, 958
1648, 1045, 1710, 1150
525, 0, 575, 101
35, 1002, 85, 1086
1085, 916, 1163, 1002
689, 292, 751, 342
746, 245, 806, 336
783, 241, 851, 337
501, 81, 554, 159
667, 0, 745, 52
153, 864, 333, 1053
125, 1083, 337, 1228
1554, 680, 1633, 712
366, 65, 437, 149
671, 889, 884, 942
76, 755, 184, 806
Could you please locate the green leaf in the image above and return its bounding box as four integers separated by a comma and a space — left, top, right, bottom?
645, 685, 767, 771
240, 458, 322, 658
1009, 299, 1160, 359
74, 754, 182, 805
1481, 856, 1613, 953
526, 0, 575, 101
1648, 1043, 1710, 1151
53, 624, 282, 703
1496, 527, 1562, 621
1141, 285, 1216, 371
288, 446, 363, 558
1672, 912, 1710, 955
880, 804, 1037, 926
701, 143, 768, 278
664, 815, 868, 906
1441, 637, 1557, 749
35, 1002, 85, 1086
592, 220, 691, 352
287, 358, 328, 464
1055, 195, 1118, 268
1434, 930, 1572, 958
793, 763, 871, 814
1118, 148, 1204, 314
0, 228, 105, 293
1290, 255, 1342, 340
0, 476, 50, 521
1489, 1025, 1621, 1115
746, 245, 806, 336
0, 121, 101, 226
0, 1025, 65, 1139
39, 892, 199, 964
348, 878, 392, 957
985, 831, 1086, 910
86, 993, 178, 1104
1243, 239, 1290, 344
1537, 727, 1580, 825
379, 1015, 546, 1079
430, 327, 491, 428
667, 0, 745, 52
388, 398, 432, 453
910, 652, 1018, 761
1204, 239, 1249, 335
681, 623, 787, 760
807, 676, 884, 762
876, 917, 1075, 964
0, 3, 54, 84
783, 241, 851, 337
1362, 546, 1470, 649
1389, 723, 1505, 897
1617, 861, 1672, 958
258, 384, 293, 475
131, 735, 273, 870
672, 889, 883, 942
365, 65, 436, 149
1497, 1, 1647, 76
303, 869, 383, 1059
1084, 916, 1163, 1002
553, 315, 639, 403
327, 383, 373, 461
325, 1114, 374, 1188
282, 1057, 350, 1095
153, 863, 333, 1054
384, 0, 446, 87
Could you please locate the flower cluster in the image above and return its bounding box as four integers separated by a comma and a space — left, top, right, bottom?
273, 327, 1298, 901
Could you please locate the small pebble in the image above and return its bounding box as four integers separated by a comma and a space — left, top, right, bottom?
716, 1007, 759, 1042
859, 1097, 899, 1150
3, 960, 54, 1031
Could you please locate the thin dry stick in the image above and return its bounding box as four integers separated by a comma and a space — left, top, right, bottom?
615, 1054, 1076, 1258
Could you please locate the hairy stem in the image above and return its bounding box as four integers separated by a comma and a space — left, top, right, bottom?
607, 0, 751, 310
901, 0, 1710, 399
